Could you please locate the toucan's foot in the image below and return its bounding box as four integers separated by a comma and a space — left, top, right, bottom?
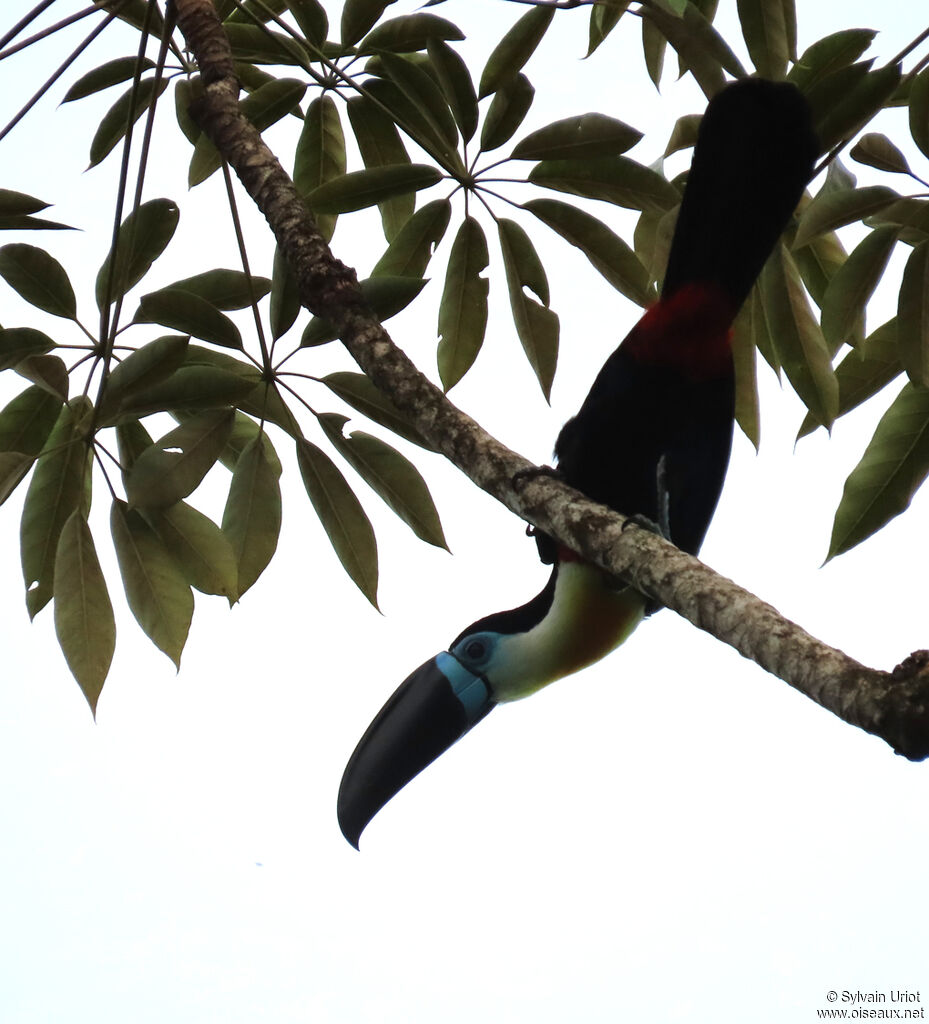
512, 463, 563, 492
622, 512, 670, 541
513, 466, 563, 565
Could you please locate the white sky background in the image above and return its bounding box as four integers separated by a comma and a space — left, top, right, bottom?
0, 1, 927, 1022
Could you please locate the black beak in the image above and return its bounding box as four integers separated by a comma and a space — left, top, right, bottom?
337, 653, 494, 848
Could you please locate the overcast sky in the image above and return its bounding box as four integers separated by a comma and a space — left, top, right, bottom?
1, 2, 927, 1022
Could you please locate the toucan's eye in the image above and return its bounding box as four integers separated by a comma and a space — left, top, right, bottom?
464, 639, 486, 661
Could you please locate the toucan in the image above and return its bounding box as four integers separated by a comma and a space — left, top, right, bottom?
338, 79, 818, 848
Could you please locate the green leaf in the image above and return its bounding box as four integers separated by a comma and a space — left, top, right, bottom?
788, 29, 876, 92
345, 94, 414, 240
512, 113, 642, 161
587, 0, 631, 57
110, 499, 193, 668
0, 243, 77, 319
377, 52, 458, 150
53, 510, 115, 714
125, 409, 235, 509
820, 226, 898, 349
157, 269, 271, 310
270, 245, 301, 340
793, 186, 898, 249
737, 0, 792, 79
89, 77, 169, 168
0, 189, 51, 216
0, 385, 63, 455
283, 0, 328, 45
371, 198, 452, 278
0, 327, 55, 370
828, 383, 929, 558
909, 67, 929, 161
480, 73, 534, 153
320, 416, 447, 548
523, 198, 654, 308
321, 372, 432, 450
437, 217, 489, 390
109, 366, 258, 422
189, 78, 308, 186
296, 438, 379, 607
309, 164, 441, 215
359, 13, 464, 53
0, 214, 73, 232
850, 132, 911, 175
427, 38, 478, 143
798, 318, 901, 438
294, 95, 347, 243
642, 15, 667, 91
363, 76, 460, 175
96, 0, 166, 36
221, 435, 282, 596
301, 276, 428, 346
226, 0, 288, 23
529, 156, 679, 213
63, 56, 157, 102
0, 451, 33, 507
897, 240, 929, 388
816, 63, 902, 153
223, 23, 307, 64
342, 0, 398, 45
761, 245, 838, 429
641, 1, 744, 97
21, 397, 93, 619
479, 6, 553, 98
102, 335, 190, 416
95, 198, 180, 311
219, 412, 284, 475
498, 218, 559, 400
731, 303, 761, 450
792, 227, 847, 310
16, 354, 69, 400
135, 289, 243, 350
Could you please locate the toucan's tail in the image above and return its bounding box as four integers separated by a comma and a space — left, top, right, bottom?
661, 79, 818, 313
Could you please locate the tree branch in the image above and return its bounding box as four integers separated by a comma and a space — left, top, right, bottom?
170, 0, 929, 761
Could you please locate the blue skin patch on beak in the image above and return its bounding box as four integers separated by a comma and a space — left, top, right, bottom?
436, 651, 492, 724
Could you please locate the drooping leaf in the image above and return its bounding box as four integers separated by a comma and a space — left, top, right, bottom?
523, 198, 654, 308
320, 415, 447, 549
377, 52, 459, 152
63, 56, 157, 102
221, 435, 282, 597
793, 186, 897, 249
792, 227, 847, 310
301, 276, 428, 346
321, 372, 432, 450
909, 67, 929, 161
157, 269, 272, 310
0, 327, 55, 370
897, 240, 929, 388
641, 15, 667, 91
479, 6, 553, 98
342, 0, 398, 45
283, 0, 328, 46
512, 113, 642, 161
820, 226, 898, 349
427, 37, 478, 143
437, 217, 489, 390
761, 245, 838, 429
0, 243, 77, 319
95, 198, 180, 311
828, 383, 929, 558
296, 438, 379, 607
529, 156, 679, 213
53, 510, 115, 714
0, 451, 33, 507
0, 385, 63, 455
359, 13, 464, 53
189, 78, 308, 185
88, 77, 169, 168
270, 245, 301, 340
363, 75, 460, 174
371, 198, 452, 278
345, 94, 414, 240
737, 0, 793, 79
731, 302, 761, 450
309, 164, 441, 215
174, 76, 204, 145
480, 73, 534, 153
798, 319, 901, 438
21, 397, 93, 619
125, 409, 235, 509
294, 95, 346, 242
586, 0, 631, 58
498, 219, 559, 400
219, 412, 284, 475
110, 498, 193, 667
135, 289, 242, 350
